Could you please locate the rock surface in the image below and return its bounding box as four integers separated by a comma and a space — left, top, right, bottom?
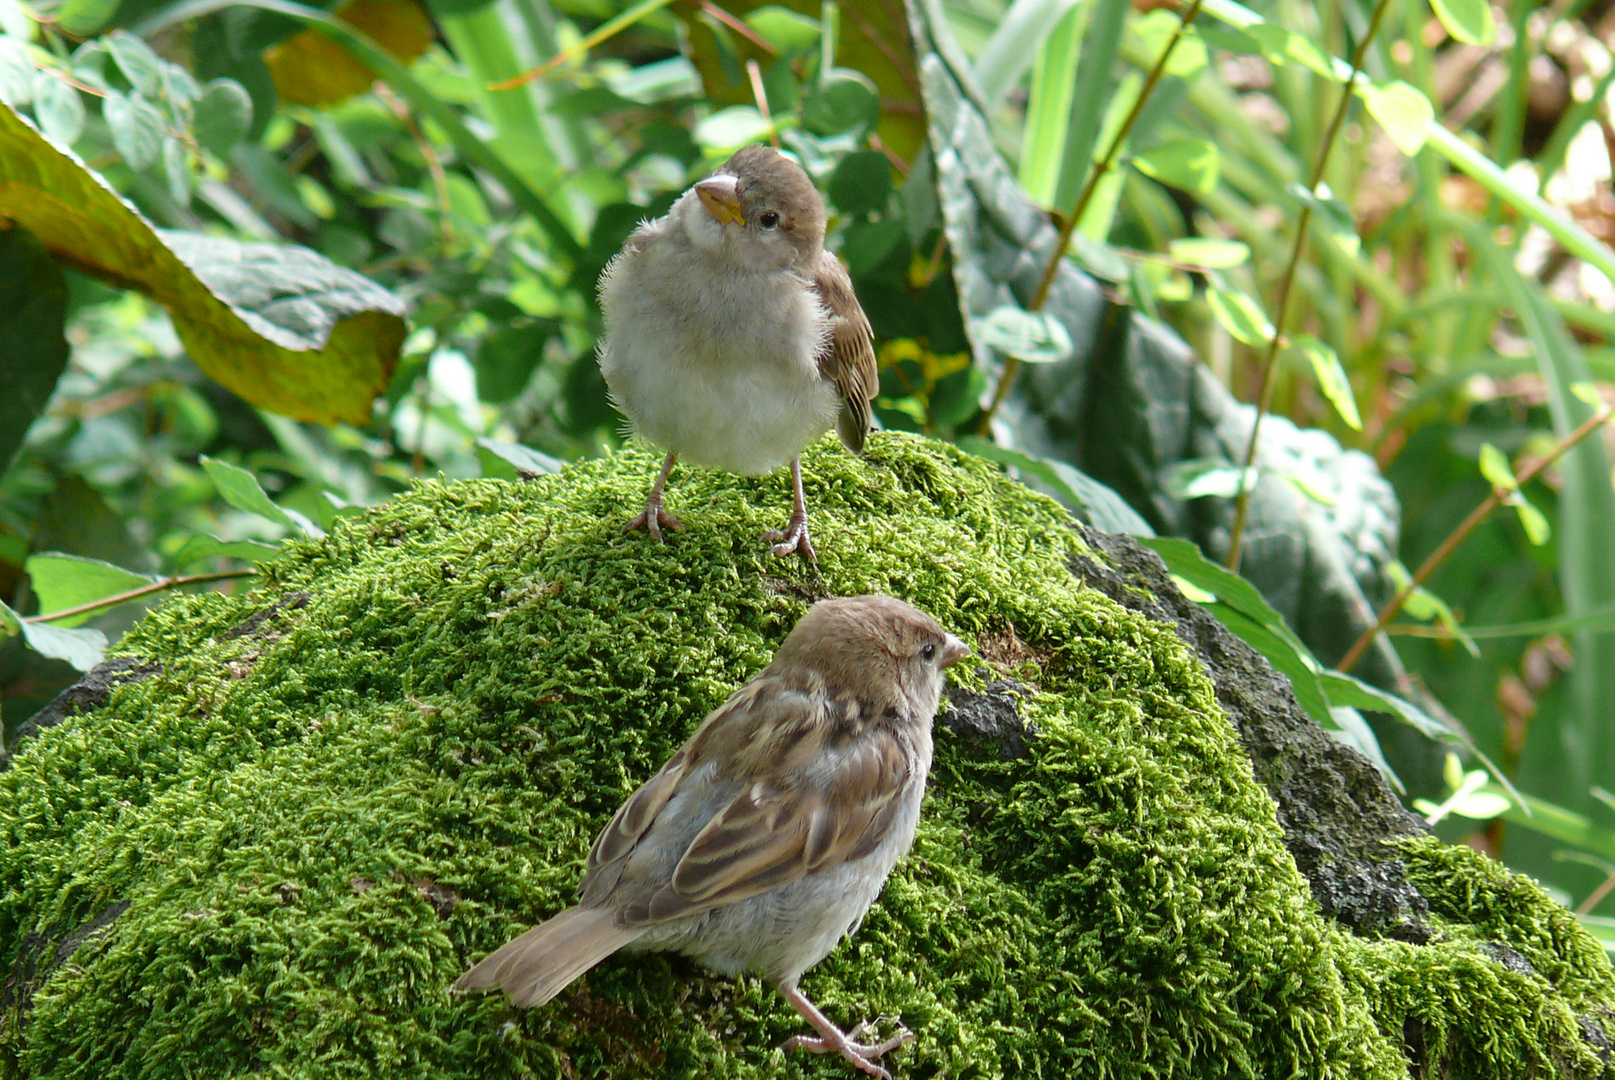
2, 434, 1609, 1078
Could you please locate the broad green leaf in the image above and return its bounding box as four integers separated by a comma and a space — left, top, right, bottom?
475, 437, 565, 478
162, 135, 189, 205
744, 6, 820, 54
1168, 237, 1249, 269
828, 150, 893, 217
960, 438, 1155, 535
170, 534, 283, 567
106, 30, 163, 96
1130, 9, 1207, 80
0, 37, 31, 104
1207, 600, 1334, 728
55, 0, 118, 35
1132, 138, 1219, 194
25, 552, 157, 627
31, 71, 83, 144
1206, 287, 1273, 345
1430, 0, 1494, 46
803, 67, 879, 137
201, 456, 322, 536
1284, 334, 1361, 430
973, 306, 1074, 364
103, 90, 164, 170
1243, 22, 1336, 79
0, 102, 404, 425
193, 78, 253, 155
0, 0, 32, 38
1171, 574, 1216, 604
0, 598, 107, 670
1477, 442, 1516, 490
162, 62, 199, 106
693, 105, 774, 152
1017, 0, 1082, 205
263, 0, 434, 107
1142, 536, 1312, 652
0, 225, 68, 472
474, 320, 553, 404
1358, 81, 1433, 157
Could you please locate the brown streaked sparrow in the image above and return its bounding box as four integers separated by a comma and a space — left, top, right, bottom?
454, 595, 970, 1078
596, 143, 879, 563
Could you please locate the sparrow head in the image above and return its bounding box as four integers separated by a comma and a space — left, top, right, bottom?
685, 144, 827, 272
771, 595, 970, 724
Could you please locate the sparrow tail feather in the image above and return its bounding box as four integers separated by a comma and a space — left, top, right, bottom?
454, 906, 644, 1008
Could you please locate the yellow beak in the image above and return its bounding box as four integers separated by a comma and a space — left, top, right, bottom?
695, 175, 745, 226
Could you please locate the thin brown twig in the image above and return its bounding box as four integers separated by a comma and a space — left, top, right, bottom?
746, 59, 779, 149
976, 0, 1206, 436
374, 82, 453, 244
1336, 403, 1615, 674
23, 569, 258, 625
699, 1, 777, 57
1225, 0, 1395, 570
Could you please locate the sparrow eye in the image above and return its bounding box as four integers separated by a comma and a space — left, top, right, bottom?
758, 211, 780, 229
921, 643, 937, 662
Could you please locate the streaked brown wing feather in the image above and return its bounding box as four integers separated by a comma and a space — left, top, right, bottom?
811, 252, 878, 454
633, 725, 909, 923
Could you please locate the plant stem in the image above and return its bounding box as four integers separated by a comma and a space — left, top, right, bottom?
1224, 0, 1395, 571
23, 570, 258, 625
1336, 403, 1615, 674
976, 0, 1205, 436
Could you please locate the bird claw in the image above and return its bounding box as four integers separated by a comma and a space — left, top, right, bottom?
624, 500, 684, 543
781, 1021, 912, 1079
763, 516, 816, 563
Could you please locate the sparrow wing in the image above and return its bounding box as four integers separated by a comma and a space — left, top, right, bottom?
616, 694, 912, 926
810, 251, 878, 454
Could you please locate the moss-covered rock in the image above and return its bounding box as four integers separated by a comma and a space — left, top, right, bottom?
1, 433, 1610, 1078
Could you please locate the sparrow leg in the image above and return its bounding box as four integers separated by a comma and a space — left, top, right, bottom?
623, 451, 684, 542
777, 982, 911, 1079
762, 457, 816, 563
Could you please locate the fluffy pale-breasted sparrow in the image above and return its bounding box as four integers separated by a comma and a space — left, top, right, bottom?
454, 595, 969, 1078
596, 144, 879, 562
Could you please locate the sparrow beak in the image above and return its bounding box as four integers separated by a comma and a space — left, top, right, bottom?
696, 175, 745, 226
939, 634, 971, 669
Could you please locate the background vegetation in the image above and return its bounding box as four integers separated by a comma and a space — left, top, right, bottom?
4, 0, 1615, 948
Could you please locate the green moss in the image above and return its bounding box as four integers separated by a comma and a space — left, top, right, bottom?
1, 433, 1609, 1078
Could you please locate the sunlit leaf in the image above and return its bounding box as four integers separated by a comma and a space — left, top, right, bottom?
1430, 0, 1495, 46
201, 456, 322, 536
1132, 138, 1219, 194
25, 552, 157, 627
1477, 442, 1516, 490
1168, 237, 1249, 269
1206, 287, 1273, 346
1358, 80, 1433, 157
1284, 334, 1361, 430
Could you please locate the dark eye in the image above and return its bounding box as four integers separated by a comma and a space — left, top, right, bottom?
921, 643, 937, 662
758, 211, 780, 229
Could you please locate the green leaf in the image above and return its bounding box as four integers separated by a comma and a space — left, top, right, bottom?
474, 320, 553, 404
1132, 138, 1219, 194
959, 437, 1155, 536
1283, 334, 1361, 430
1168, 237, 1248, 269
1206, 599, 1334, 728
103, 90, 164, 170
803, 67, 879, 136
55, 0, 119, 35
25, 552, 157, 627
476, 437, 565, 478
31, 72, 83, 144
1016, 0, 1083, 206
974, 0, 1085, 107
0, 101, 405, 425
106, 30, 163, 97
743, 5, 820, 54
0, 225, 68, 472
200, 456, 321, 536
1385, 559, 1478, 656
973, 306, 1074, 364
1161, 458, 1256, 500
827, 150, 892, 217
1206, 287, 1273, 346
0, 598, 107, 670
170, 534, 283, 567
1357, 81, 1433, 157
193, 78, 252, 155
1288, 182, 1360, 259
1430, 0, 1495, 45
1513, 497, 1551, 546
1243, 22, 1337, 79
693, 105, 774, 152
1477, 442, 1516, 490
162, 134, 189, 205
1130, 9, 1207, 80
0, 37, 32, 105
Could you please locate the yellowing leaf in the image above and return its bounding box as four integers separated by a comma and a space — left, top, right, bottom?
1477, 442, 1516, 490
1168, 237, 1249, 269
1284, 334, 1361, 430
266, 0, 434, 108
0, 102, 404, 425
